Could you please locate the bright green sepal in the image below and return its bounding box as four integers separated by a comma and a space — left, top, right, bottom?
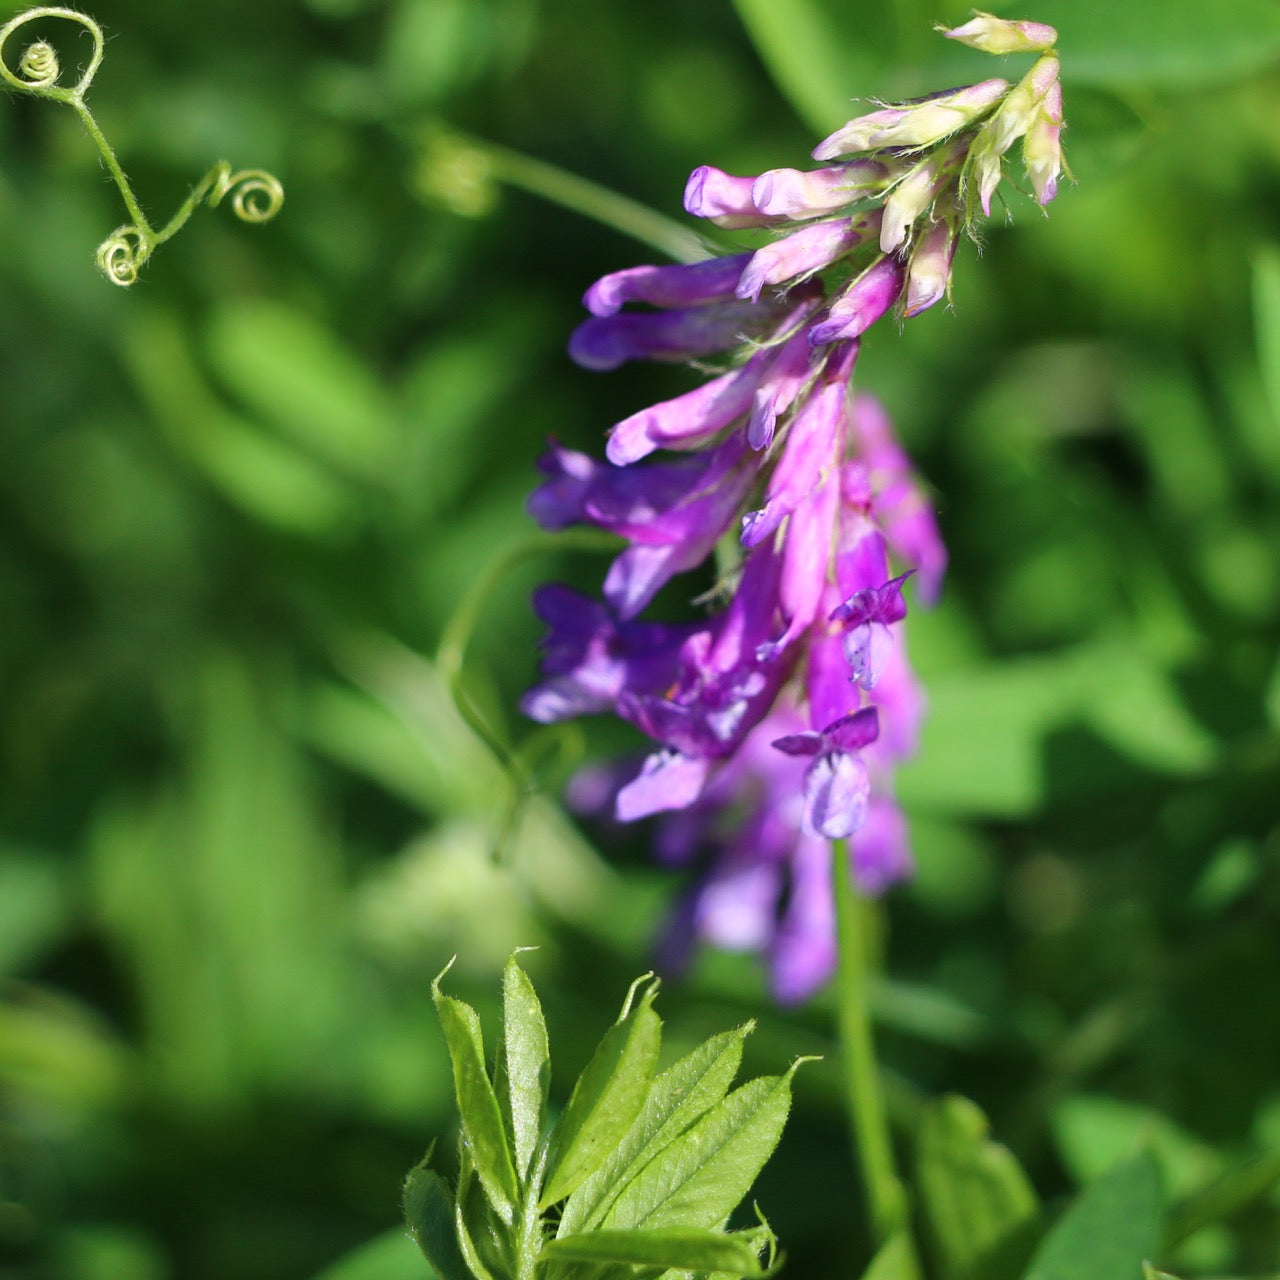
559, 1023, 755, 1237
542, 1227, 767, 1276
402, 1156, 472, 1280
916, 1094, 1039, 1280
1018, 1150, 1163, 1280
500, 953, 551, 1183
431, 962, 520, 1223
540, 974, 663, 1208
601, 1058, 813, 1233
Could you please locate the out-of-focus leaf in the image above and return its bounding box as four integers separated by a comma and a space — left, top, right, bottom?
1019, 1151, 1163, 1280
500, 953, 551, 1182
431, 966, 520, 1220
1252, 244, 1280, 442
121, 306, 358, 537
541, 976, 663, 1208
858, 1229, 920, 1280
559, 1023, 753, 1236
542, 1227, 764, 1275
1027, 0, 1280, 88
0, 849, 69, 975
204, 298, 398, 481
917, 1095, 1039, 1280
403, 1161, 469, 1280
601, 1061, 807, 1233
1052, 1096, 1219, 1199
310, 1225, 437, 1280
897, 640, 1218, 817
0, 991, 131, 1109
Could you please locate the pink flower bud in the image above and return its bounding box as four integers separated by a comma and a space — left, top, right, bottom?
941, 12, 1057, 55
751, 160, 889, 219
813, 79, 1008, 160
903, 219, 956, 317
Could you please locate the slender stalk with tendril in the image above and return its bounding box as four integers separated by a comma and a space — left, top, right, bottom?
0, 6, 283, 284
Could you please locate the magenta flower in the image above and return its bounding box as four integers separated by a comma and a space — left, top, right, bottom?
525, 21, 1065, 1001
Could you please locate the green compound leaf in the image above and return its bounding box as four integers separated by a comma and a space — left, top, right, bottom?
558, 1023, 755, 1237
600, 1059, 811, 1233
1019, 1150, 1163, 1280
543, 1226, 766, 1276
540, 974, 663, 1209
431, 963, 520, 1223
402, 1159, 472, 1280
500, 953, 551, 1183
454, 1143, 506, 1280
916, 1095, 1039, 1280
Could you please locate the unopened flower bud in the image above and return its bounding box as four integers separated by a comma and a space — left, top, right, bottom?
751, 159, 889, 219
903, 219, 956, 316
813, 79, 1009, 160
1023, 80, 1064, 205
940, 12, 1057, 54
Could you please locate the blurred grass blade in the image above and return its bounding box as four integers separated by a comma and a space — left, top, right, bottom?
1162, 1150, 1280, 1250
728, 0, 861, 135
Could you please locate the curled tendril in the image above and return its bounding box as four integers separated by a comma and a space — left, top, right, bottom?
2, 5, 283, 285
0, 7, 103, 97
17, 38, 58, 86
95, 226, 149, 287
202, 164, 286, 225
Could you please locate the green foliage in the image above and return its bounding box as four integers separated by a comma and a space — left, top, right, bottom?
408, 957, 800, 1280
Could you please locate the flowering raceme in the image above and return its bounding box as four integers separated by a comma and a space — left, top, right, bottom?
523, 15, 1066, 1002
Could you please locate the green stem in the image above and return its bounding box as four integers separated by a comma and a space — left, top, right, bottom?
70, 97, 153, 236
833, 839, 918, 1268
436, 127, 713, 265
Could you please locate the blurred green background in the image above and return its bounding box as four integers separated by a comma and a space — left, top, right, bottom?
2, 0, 1280, 1277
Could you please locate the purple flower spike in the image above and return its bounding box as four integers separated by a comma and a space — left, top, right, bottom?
808, 256, 906, 346
584, 254, 754, 316
524, 11, 1063, 999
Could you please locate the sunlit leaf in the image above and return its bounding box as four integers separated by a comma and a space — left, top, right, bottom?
540, 975, 663, 1208
431, 966, 520, 1220
543, 1227, 764, 1276
559, 1023, 754, 1236
601, 1061, 808, 1233
500, 953, 551, 1182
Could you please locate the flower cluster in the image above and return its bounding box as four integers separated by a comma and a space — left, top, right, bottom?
523, 15, 1065, 1002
